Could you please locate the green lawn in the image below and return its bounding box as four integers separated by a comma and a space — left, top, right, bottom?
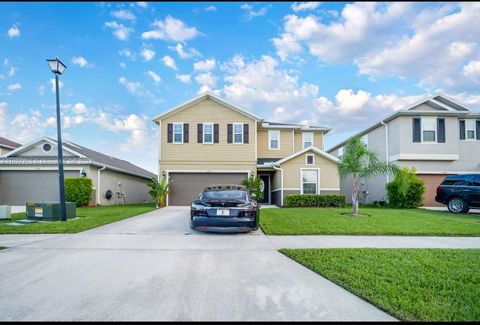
0, 204, 156, 234
281, 248, 480, 321
260, 207, 480, 236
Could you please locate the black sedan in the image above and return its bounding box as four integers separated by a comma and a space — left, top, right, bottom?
190, 185, 260, 233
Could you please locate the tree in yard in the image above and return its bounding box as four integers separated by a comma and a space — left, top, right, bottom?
241, 175, 264, 201
148, 176, 171, 208
337, 137, 399, 215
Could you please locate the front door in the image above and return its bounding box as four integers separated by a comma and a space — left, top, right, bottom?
258, 175, 270, 204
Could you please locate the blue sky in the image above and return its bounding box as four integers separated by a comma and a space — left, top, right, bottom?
1, 2, 479, 172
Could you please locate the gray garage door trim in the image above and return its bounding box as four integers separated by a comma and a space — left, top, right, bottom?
166, 170, 250, 206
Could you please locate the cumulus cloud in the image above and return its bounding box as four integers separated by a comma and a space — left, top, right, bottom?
135, 2, 148, 8
49, 78, 64, 93
204, 5, 217, 12
7, 83, 21, 91
162, 55, 177, 70
71, 56, 91, 68
241, 3, 271, 20
291, 2, 321, 12
169, 43, 201, 59
140, 48, 156, 61
8, 66, 15, 77
147, 70, 161, 83
95, 112, 149, 151
195, 72, 218, 92
111, 9, 136, 20
463, 60, 480, 82
193, 58, 216, 72
118, 76, 160, 104
105, 21, 133, 41
176, 74, 191, 84
141, 16, 199, 42
7, 25, 20, 38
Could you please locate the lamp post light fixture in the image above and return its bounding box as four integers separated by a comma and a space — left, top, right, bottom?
47, 57, 67, 222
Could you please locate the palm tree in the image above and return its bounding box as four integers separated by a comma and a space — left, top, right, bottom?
338, 137, 399, 215
148, 176, 171, 208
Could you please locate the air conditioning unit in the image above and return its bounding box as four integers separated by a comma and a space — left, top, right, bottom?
0, 205, 11, 220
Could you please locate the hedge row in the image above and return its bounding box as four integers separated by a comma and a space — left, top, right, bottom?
65, 177, 93, 207
284, 194, 346, 208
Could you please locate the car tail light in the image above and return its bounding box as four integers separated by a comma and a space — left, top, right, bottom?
436, 186, 441, 194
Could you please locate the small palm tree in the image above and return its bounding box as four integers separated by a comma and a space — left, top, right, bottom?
148, 176, 171, 208
338, 137, 399, 215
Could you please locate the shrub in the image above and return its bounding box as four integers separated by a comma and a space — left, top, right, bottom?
65, 177, 93, 207
386, 167, 425, 208
241, 176, 264, 201
284, 194, 346, 208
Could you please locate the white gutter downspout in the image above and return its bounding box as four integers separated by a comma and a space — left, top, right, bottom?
381, 121, 390, 183
273, 164, 284, 206
97, 166, 106, 205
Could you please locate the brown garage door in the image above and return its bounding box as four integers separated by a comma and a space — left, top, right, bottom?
168, 172, 249, 206
417, 174, 450, 207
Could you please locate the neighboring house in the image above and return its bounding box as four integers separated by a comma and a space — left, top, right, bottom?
0, 137, 156, 206
153, 92, 340, 206
0, 137, 21, 155
328, 94, 480, 206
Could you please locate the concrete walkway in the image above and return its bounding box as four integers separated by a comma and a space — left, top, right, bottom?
0, 207, 396, 321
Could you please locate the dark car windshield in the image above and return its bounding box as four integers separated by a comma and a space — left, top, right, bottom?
201, 190, 247, 201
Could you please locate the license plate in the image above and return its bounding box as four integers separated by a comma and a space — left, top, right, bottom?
217, 209, 230, 216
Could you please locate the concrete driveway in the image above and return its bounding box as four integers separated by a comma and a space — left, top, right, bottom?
0, 207, 394, 321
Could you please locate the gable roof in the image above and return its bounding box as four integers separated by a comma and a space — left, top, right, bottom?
327, 93, 477, 153
261, 121, 332, 133
1, 137, 156, 179
275, 146, 339, 165
0, 137, 21, 150
153, 91, 263, 123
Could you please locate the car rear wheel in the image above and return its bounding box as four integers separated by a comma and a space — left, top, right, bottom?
447, 197, 468, 214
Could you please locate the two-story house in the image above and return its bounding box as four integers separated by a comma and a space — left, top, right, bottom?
154, 92, 340, 206
328, 94, 480, 206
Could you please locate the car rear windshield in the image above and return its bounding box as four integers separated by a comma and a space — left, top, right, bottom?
442, 178, 469, 186
201, 190, 247, 201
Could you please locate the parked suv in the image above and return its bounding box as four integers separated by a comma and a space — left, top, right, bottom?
435, 174, 480, 213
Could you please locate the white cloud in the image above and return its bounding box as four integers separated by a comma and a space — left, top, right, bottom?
118, 76, 159, 104
119, 62, 126, 69
193, 58, 216, 72
141, 16, 199, 42
7, 25, 20, 38
0, 102, 7, 133
8, 66, 15, 77
241, 4, 271, 20
95, 112, 149, 151
176, 74, 191, 84
73, 102, 90, 114
119, 48, 136, 60
111, 9, 136, 21
169, 43, 201, 59
136, 2, 148, 8
140, 48, 156, 61
7, 83, 21, 91
463, 60, 480, 82
38, 85, 46, 96
162, 55, 177, 70
71, 56, 90, 67
334, 89, 371, 114
105, 21, 133, 41
147, 70, 161, 83
204, 5, 217, 12
195, 72, 218, 88
291, 2, 320, 12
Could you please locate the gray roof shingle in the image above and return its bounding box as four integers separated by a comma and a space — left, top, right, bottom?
0, 137, 21, 149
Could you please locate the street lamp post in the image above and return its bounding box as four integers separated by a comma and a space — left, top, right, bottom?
47, 58, 67, 222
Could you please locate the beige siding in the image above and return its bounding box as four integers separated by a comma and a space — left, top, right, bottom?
0, 147, 12, 155
293, 131, 324, 151
281, 151, 339, 190
257, 129, 294, 158
160, 98, 256, 170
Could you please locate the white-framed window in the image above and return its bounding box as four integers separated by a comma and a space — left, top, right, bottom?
268, 130, 280, 150
421, 117, 436, 142
233, 123, 244, 144
301, 169, 319, 194
466, 119, 476, 140
173, 123, 183, 143
302, 132, 314, 149
42, 143, 53, 153
305, 154, 315, 165
203, 123, 213, 144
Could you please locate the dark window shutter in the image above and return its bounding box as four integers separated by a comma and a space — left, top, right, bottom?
243, 123, 249, 144
214, 124, 219, 143
167, 123, 173, 143
183, 124, 189, 143
476, 120, 480, 140
459, 120, 466, 140
437, 118, 445, 143
412, 118, 421, 142
197, 123, 203, 143
227, 124, 233, 143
